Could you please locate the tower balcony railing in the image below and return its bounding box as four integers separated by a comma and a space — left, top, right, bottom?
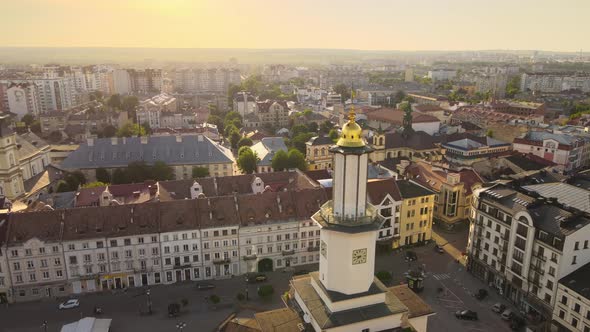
314, 202, 382, 226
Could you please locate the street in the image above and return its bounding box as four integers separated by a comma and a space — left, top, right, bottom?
0, 225, 519, 332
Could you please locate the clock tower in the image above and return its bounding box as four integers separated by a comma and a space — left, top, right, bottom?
312, 109, 384, 295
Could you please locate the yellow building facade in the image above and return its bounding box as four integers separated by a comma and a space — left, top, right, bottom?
396, 180, 435, 247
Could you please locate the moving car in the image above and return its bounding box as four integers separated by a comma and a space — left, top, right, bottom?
196, 282, 215, 290
245, 274, 268, 283
492, 303, 506, 313
455, 310, 478, 320
59, 299, 80, 310
501, 309, 513, 320
475, 288, 488, 300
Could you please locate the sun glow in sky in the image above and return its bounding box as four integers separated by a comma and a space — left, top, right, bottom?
1, 0, 589, 51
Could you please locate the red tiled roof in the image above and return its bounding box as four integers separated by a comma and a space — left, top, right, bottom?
367, 178, 402, 204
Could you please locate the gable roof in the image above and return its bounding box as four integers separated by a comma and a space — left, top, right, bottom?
367, 178, 402, 204
306, 136, 334, 146
250, 137, 288, 166
395, 180, 436, 199
405, 161, 483, 195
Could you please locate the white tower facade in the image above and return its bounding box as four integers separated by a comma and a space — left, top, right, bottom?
312, 110, 383, 295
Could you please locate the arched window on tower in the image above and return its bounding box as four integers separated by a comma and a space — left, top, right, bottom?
8, 153, 15, 167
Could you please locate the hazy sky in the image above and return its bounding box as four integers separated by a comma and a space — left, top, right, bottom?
1, 0, 589, 51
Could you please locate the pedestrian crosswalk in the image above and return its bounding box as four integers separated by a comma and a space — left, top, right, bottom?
432, 273, 451, 280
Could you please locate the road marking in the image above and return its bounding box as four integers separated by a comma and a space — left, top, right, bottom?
433, 273, 451, 280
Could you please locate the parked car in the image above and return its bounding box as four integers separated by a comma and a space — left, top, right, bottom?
196, 282, 215, 290
405, 251, 417, 261
501, 309, 513, 321
475, 288, 488, 300
455, 310, 478, 320
245, 274, 268, 283
434, 244, 444, 253
58, 299, 80, 310
492, 303, 506, 313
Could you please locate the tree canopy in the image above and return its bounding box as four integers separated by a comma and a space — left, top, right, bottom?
333, 84, 350, 101
271, 150, 289, 171
237, 137, 253, 148
111, 161, 175, 184
95, 168, 111, 183
237, 147, 258, 174
287, 149, 307, 171
192, 166, 210, 178
116, 122, 147, 137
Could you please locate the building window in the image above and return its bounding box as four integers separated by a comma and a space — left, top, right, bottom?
572, 256, 577, 265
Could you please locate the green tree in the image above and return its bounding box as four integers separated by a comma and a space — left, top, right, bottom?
21, 114, 35, 126
209, 295, 221, 304
207, 115, 224, 134
151, 161, 175, 181
237, 147, 258, 174
89, 91, 104, 102
307, 122, 319, 133
224, 123, 239, 138
107, 94, 122, 110
116, 122, 146, 137
95, 168, 111, 183
55, 180, 71, 193
505, 76, 521, 98
30, 120, 41, 134
192, 167, 209, 179
112, 168, 130, 184
290, 124, 309, 137
127, 161, 151, 183
100, 125, 117, 138
224, 111, 243, 129
290, 132, 314, 153
303, 109, 313, 116
486, 129, 494, 137
236, 293, 245, 301
333, 83, 350, 102
320, 120, 333, 134
83, 181, 108, 188
121, 96, 139, 113
257, 285, 274, 298
328, 129, 340, 142
401, 102, 413, 134
394, 91, 406, 105
237, 137, 253, 148
271, 150, 289, 171
229, 131, 242, 149
287, 149, 307, 171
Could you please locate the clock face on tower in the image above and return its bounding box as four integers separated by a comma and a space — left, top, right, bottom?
351, 248, 367, 265
320, 240, 327, 258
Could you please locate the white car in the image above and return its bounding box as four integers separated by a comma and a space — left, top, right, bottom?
59, 299, 80, 310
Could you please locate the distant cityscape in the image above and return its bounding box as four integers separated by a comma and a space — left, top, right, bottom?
0, 50, 590, 332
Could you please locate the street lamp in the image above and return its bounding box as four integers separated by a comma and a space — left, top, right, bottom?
245, 287, 249, 301
146, 289, 152, 315
176, 322, 187, 331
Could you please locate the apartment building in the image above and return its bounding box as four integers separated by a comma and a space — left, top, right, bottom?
521, 72, 590, 93
250, 137, 288, 173
305, 136, 334, 170
405, 161, 484, 226
367, 178, 403, 245
5, 211, 69, 302
552, 262, 590, 332
397, 180, 435, 246
468, 183, 590, 321
428, 69, 457, 82
5, 83, 39, 119
513, 131, 590, 172
442, 134, 512, 166
128, 69, 162, 94
243, 100, 290, 129
172, 68, 241, 94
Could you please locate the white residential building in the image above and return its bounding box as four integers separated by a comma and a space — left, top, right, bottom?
552, 262, 590, 332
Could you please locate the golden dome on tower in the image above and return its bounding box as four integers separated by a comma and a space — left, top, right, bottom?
336, 108, 365, 148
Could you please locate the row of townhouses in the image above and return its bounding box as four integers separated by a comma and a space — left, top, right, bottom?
0, 188, 326, 303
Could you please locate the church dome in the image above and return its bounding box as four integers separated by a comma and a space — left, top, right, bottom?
336, 110, 365, 148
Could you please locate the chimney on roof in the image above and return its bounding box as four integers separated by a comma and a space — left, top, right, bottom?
111, 137, 117, 145
176, 135, 182, 143
447, 173, 461, 185
197, 135, 204, 142
140, 136, 148, 144
87, 138, 94, 146
122, 137, 127, 144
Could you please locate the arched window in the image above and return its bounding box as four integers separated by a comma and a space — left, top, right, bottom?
321, 148, 325, 156
314, 149, 318, 157
8, 153, 15, 167
379, 137, 384, 146
0, 186, 3, 195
